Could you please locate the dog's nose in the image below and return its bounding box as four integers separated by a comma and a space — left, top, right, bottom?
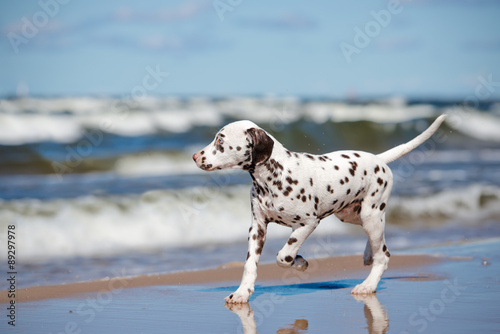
192, 153, 199, 162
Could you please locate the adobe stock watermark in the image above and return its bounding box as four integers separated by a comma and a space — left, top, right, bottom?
177, 171, 235, 224
49, 269, 129, 334
226, 293, 287, 334
213, 0, 244, 21
446, 73, 499, 130
7, 0, 71, 54
393, 73, 498, 183
402, 278, 467, 333
51, 64, 169, 180
339, 0, 406, 63
269, 100, 296, 133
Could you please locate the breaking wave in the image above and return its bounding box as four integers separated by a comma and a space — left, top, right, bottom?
1, 184, 499, 262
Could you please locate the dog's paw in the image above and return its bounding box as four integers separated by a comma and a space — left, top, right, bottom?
351, 283, 376, 295
225, 287, 252, 304
291, 255, 308, 271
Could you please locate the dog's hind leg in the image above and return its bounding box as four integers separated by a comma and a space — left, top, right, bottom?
352, 211, 390, 295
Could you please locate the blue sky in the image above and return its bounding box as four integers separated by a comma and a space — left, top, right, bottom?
1, 0, 500, 99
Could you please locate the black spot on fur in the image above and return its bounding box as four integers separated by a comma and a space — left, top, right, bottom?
380, 203, 386, 211
354, 153, 360, 158
288, 238, 298, 245
285, 256, 294, 262
377, 177, 384, 185
310, 178, 313, 186
341, 154, 350, 159
374, 165, 380, 174
256, 246, 263, 255
257, 226, 265, 239
334, 165, 339, 170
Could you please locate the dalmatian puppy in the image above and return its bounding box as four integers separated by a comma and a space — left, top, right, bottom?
192, 115, 447, 303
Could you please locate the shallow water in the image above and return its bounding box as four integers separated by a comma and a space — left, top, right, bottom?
3, 239, 499, 333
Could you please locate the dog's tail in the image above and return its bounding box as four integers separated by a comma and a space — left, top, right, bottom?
377, 114, 447, 164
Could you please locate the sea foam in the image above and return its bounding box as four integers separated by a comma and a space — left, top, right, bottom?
1, 184, 499, 262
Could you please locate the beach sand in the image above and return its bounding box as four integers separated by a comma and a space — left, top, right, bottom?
2, 238, 499, 333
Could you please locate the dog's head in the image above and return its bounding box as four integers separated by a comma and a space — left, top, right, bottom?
193, 120, 274, 171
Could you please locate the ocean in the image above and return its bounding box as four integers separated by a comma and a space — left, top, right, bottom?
1, 96, 500, 288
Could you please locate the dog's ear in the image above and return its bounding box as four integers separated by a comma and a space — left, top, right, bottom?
247, 128, 274, 166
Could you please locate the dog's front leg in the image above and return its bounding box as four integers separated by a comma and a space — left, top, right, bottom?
225, 213, 267, 304
276, 220, 318, 271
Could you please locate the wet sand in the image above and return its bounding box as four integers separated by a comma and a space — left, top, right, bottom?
1, 238, 499, 333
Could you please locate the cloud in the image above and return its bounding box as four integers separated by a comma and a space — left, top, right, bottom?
239, 12, 317, 31
1, 1, 219, 53
91, 32, 229, 54
112, 0, 211, 23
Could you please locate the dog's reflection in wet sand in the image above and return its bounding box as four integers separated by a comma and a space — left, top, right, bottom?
353, 294, 389, 334
225, 293, 388, 334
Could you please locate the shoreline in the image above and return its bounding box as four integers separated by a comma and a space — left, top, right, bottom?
3, 239, 499, 333
1, 253, 440, 304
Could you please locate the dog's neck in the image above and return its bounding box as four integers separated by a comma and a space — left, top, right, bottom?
249, 141, 294, 191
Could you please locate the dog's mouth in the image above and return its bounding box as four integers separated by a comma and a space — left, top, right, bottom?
199, 164, 214, 171
193, 152, 213, 171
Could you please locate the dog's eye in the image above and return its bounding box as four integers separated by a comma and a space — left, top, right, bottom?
218, 138, 224, 145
